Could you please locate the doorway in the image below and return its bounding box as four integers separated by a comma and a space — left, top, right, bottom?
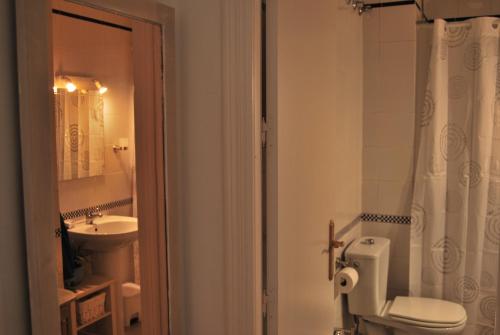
15, 1, 175, 334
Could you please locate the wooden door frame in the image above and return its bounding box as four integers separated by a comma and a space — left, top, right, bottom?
263, 0, 278, 334
15, 0, 175, 334
221, 0, 263, 334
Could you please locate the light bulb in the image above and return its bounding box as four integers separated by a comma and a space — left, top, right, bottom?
66, 82, 76, 92
93, 80, 108, 95
53, 86, 58, 93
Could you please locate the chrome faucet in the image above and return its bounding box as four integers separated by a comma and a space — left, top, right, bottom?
86, 207, 103, 225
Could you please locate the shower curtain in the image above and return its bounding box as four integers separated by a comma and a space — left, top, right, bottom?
411, 18, 499, 334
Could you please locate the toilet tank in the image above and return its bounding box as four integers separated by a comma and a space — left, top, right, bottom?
345, 236, 390, 316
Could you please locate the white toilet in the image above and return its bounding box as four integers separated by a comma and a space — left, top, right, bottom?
344, 237, 467, 335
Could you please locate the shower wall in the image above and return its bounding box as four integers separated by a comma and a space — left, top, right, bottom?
361, 0, 500, 300
361, 4, 418, 298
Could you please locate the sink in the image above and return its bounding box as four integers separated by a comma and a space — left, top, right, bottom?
68, 215, 138, 252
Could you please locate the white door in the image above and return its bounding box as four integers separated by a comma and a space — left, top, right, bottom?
265, 0, 363, 334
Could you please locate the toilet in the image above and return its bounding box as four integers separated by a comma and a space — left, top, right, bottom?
344, 237, 467, 335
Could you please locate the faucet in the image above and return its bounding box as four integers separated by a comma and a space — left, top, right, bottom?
86, 207, 103, 225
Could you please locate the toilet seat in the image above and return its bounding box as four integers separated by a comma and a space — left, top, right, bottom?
388, 296, 467, 328
363, 298, 467, 334
390, 315, 466, 328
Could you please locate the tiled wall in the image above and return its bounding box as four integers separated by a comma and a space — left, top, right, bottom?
53, 14, 135, 216
362, 4, 417, 217
361, 4, 418, 297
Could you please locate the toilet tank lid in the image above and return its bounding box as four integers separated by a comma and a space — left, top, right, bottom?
345, 236, 390, 259
389, 296, 467, 325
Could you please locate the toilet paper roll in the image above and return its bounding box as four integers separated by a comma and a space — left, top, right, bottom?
335, 267, 359, 294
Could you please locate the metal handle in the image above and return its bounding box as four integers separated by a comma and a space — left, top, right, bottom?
329, 220, 344, 281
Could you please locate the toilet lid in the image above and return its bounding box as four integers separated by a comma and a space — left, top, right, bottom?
389, 297, 467, 325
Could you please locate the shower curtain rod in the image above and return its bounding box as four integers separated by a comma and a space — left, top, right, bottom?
364, 0, 416, 10
362, 1, 431, 22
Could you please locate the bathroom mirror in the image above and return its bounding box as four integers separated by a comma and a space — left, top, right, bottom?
55, 89, 105, 181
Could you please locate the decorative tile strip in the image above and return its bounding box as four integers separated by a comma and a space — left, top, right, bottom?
61, 197, 133, 220
361, 213, 411, 225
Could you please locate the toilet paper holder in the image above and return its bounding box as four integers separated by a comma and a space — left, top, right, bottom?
335, 258, 359, 269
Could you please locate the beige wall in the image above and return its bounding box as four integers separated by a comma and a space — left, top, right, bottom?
53, 13, 135, 214
0, 0, 32, 334
157, 0, 226, 334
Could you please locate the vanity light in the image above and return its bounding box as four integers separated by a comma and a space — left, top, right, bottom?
62, 76, 77, 92
93, 80, 108, 95
66, 82, 77, 92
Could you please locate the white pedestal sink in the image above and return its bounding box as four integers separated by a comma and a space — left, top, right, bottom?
68, 215, 137, 283
68, 215, 138, 252
69, 215, 138, 282
68, 215, 139, 335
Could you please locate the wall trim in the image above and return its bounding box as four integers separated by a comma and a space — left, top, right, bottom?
361, 213, 411, 225
61, 197, 133, 220
221, 0, 262, 334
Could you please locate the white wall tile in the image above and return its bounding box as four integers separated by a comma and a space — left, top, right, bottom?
458, 0, 493, 17
362, 180, 380, 212
378, 181, 413, 215
376, 146, 414, 181
363, 7, 380, 44
363, 148, 379, 180
364, 112, 415, 147
422, 0, 459, 19
492, 0, 500, 13
379, 41, 416, 114
363, 57, 383, 114
361, 3, 418, 298
380, 5, 417, 42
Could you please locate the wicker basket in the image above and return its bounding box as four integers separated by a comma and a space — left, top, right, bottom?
77, 292, 106, 325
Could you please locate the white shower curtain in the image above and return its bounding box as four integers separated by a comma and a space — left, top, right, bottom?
411, 18, 499, 334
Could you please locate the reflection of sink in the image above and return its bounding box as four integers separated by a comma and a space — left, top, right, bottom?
69, 215, 138, 252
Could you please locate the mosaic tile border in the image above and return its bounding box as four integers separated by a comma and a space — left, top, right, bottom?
361, 213, 411, 225
61, 197, 133, 220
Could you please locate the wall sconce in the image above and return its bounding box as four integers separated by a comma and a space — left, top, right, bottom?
113, 138, 129, 153
93, 80, 108, 95
62, 76, 77, 92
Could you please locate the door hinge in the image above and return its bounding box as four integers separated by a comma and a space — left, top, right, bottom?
261, 118, 268, 147
262, 289, 269, 317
